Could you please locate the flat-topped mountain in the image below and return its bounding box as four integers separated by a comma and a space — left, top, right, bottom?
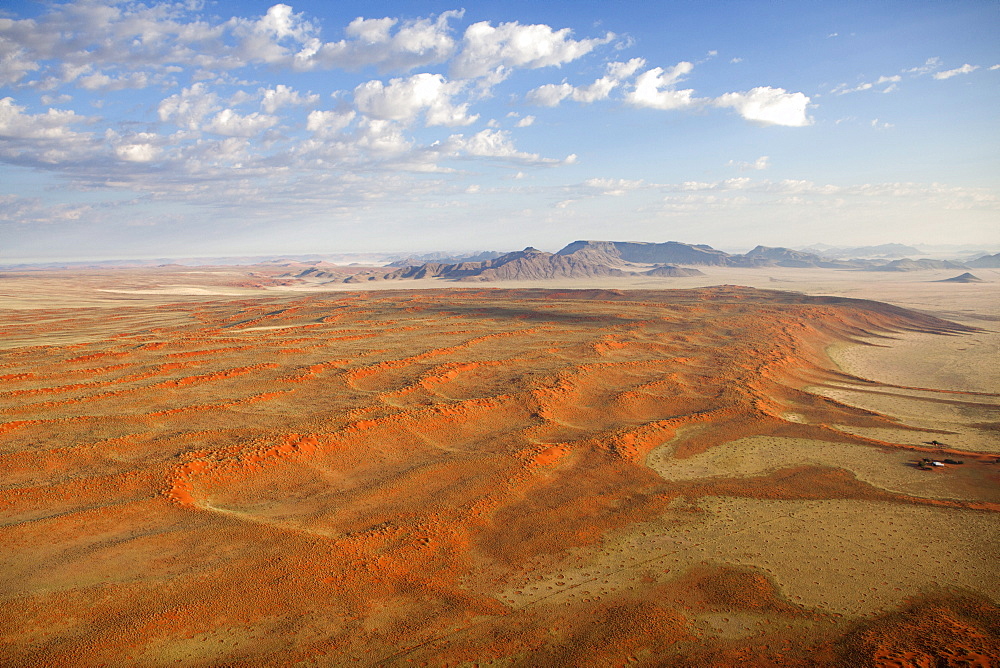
379, 247, 627, 282
557, 240, 733, 265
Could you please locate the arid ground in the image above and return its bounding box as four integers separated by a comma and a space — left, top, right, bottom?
1, 266, 998, 666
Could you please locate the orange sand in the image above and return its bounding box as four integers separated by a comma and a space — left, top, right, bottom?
1, 281, 997, 666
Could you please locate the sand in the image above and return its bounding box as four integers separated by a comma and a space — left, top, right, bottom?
0, 265, 998, 666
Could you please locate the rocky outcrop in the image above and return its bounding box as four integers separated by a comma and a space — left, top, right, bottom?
644, 265, 705, 277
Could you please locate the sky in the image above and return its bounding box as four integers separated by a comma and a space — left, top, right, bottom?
1, 0, 998, 261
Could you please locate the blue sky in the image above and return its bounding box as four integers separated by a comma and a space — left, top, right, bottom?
1, 0, 997, 260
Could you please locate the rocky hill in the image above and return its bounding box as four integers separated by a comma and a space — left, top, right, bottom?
738, 245, 842, 268
937, 272, 984, 283
645, 265, 706, 277
967, 252, 1000, 268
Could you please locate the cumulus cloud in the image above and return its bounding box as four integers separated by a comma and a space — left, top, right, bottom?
714, 87, 812, 127
77, 70, 153, 91
0, 1, 465, 90
526, 58, 646, 107
515, 115, 535, 127
0, 96, 99, 166
525, 83, 573, 107
260, 84, 319, 113
439, 128, 570, 164
302, 11, 462, 72
933, 63, 979, 80
0, 39, 40, 86
354, 73, 477, 127
353, 117, 412, 155
625, 62, 697, 110
0, 96, 90, 139
204, 109, 279, 137
451, 20, 613, 80
106, 131, 162, 163
306, 109, 356, 138
228, 4, 319, 66
158, 83, 220, 131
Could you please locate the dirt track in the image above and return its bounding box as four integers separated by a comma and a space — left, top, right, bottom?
1, 277, 998, 666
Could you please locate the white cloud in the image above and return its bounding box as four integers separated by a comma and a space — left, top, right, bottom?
714, 87, 812, 127
354, 117, 412, 155
0, 39, 40, 85
353, 73, 477, 127
625, 63, 697, 110
304, 11, 462, 72
727, 156, 770, 171
583, 177, 646, 195
306, 109, 356, 138
78, 70, 152, 91
203, 109, 279, 137
905, 57, 942, 76
832, 74, 901, 95
526, 58, 645, 107
933, 64, 979, 80
516, 115, 535, 127
109, 131, 162, 163
0, 2, 463, 91
40, 94, 72, 105
260, 84, 319, 113
438, 128, 569, 164
451, 20, 613, 80
607, 58, 645, 80
0, 96, 89, 139
228, 4, 319, 66
158, 83, 220, 131
525, 82, 573, 107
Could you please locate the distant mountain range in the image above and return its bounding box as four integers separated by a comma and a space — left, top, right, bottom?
6, 241, 997, 275
294, 240, 998, 284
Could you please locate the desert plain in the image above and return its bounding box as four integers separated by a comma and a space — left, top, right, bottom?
1, 265, 998, 666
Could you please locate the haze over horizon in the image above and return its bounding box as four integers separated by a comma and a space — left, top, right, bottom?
1, 0, 998, 261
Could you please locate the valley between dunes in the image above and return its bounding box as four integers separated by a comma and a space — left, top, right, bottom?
1, 268, 998, 666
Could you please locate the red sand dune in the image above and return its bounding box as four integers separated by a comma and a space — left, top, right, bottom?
0, 286, 997, 665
